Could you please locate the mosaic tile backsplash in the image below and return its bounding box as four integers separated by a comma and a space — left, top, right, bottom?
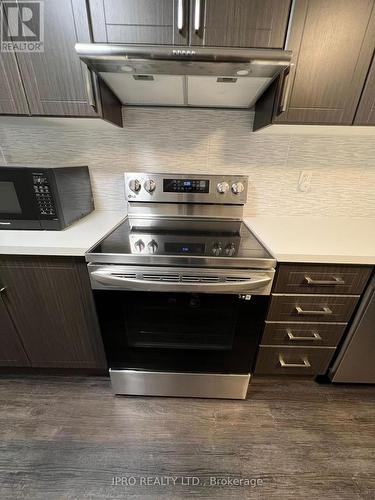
0, 108, 374, 217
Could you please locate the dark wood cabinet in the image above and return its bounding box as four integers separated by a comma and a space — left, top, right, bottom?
355, 54, 375, 125
88, 0, 291, 48
190, 0, 291, 48
255, 262, 373, 376
0, 294, 30, 367
0, 51, 29, 115
0, 256, 107, 370
254, 0, 375, 129
5, 0, 122, 125
89, 0, 188, 44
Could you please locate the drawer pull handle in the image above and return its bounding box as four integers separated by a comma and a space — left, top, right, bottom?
305, 275, 345, 286
279, 355, 311, 368
295, 306, 332, 316
0, 286, 6, 294
287, 329, 322, 341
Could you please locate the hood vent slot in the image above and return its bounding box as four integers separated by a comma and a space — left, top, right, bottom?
133, 75, 154, 81
217, 77, 238, 83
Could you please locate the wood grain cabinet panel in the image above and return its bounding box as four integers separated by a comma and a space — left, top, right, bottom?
13, 0, 99, 117
0, 2, 29, 115
274, 264, 372, 295
0, 256, 106, 369
355, 54, 375, 125
268, 295, 359, 323
262, 322, 347, 347
255, 346, 335, 375
190, 0, 291, 48
89, 0, 188, 44
0, 52, 29, 115
0, 296, 30, 367
276, 0, 375, 125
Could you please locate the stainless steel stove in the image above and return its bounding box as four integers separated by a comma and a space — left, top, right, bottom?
86, 172, 275, 399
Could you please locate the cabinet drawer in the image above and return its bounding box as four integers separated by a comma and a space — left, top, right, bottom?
274, 265, 372, 295
262, 322, 347, 347
268, 295, 358, 323
255, 346, 335, 376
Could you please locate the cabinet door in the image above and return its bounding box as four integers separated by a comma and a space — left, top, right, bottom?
275, 0, 375, 125
0, 295, 30, 367
13, 0, 100, 117
0, 257, 107, 369
190, 0, 291, 48
0, 52, 29, 115
89, 0, 188, 44
354, 55, 375, 125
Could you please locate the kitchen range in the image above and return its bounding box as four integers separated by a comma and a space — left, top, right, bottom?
86, 173, 275, 399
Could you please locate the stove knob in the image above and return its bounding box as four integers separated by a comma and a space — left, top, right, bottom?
231, 182, 245, 195
212, 243, 222, 256
147, 239, 158, 254
144, 179, 156, 193
225, 243, 236, 256
134, 239, 145, 252
217, 181, 229, 194
129, 179, 141, 193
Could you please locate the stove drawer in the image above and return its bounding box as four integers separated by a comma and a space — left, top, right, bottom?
268, 294, 359, 323
255, 346, 335, 376
262, 322, 347, 347
274, 264, 372, 295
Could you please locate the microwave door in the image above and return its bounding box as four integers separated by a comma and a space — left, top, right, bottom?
0, 168, 41, 229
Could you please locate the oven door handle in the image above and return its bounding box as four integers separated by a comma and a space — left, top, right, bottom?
90, 270, 272, 293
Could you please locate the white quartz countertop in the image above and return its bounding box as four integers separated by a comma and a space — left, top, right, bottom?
245, 216, 375, 265
0, 211, 125, 256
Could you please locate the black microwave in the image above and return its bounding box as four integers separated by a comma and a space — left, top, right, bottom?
0, 165, 94, 230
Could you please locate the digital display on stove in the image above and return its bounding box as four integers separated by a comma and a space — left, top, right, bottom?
163, 179, 209, 193
165, 242, 205, 255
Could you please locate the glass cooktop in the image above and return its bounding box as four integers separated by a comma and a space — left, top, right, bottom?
87, 217, 275, 268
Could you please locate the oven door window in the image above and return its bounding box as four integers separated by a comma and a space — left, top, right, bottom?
0, 170, 38, 220
94, 291, 268, 374
126, 293, 236, 350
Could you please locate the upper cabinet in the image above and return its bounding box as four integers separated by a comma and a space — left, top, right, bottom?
354, 55, 375, 125
89, 0, 188, 44
0, 0, 122, 125
88, 0, 291, 48
14, 0, 121, 123
0, 52, 29, 115
254, 0, 375, 129
190, 0, 291, 48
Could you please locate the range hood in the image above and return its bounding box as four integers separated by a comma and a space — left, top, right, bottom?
75, 44, 291, 109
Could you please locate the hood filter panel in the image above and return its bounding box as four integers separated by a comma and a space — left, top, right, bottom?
99, 72, 273, 108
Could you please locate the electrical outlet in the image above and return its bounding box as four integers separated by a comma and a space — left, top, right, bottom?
298, 170, 313, 192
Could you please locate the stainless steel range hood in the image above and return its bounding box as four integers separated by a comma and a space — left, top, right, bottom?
75, 44, 291, 109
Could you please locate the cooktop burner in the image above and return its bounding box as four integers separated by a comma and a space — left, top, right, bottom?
87, 217, 275, 269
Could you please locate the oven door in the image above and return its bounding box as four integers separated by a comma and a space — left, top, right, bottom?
0, 168, 40, 229
94, 290, 268, 375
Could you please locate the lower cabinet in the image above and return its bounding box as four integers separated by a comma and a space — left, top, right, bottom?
256, 346, 335, 376
255, 263, 373, 376
0, 295, 30, 367
0, 256, 106, 370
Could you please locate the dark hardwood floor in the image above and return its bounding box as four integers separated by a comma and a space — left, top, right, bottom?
0, 375, 374, 499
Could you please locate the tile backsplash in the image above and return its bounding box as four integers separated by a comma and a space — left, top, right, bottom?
0, 108, 374, 217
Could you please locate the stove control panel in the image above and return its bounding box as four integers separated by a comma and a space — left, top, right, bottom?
129, 234, 240, 257
125, 173, 248, 205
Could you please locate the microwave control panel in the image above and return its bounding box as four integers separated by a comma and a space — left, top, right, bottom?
33, 173, 56, 217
